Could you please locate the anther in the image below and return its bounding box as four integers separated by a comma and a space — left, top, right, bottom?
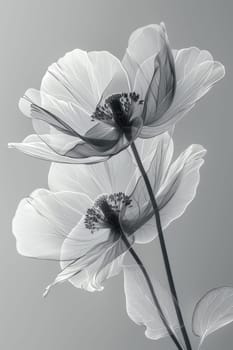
90, 91, 142, 126
84, 192, 132, 233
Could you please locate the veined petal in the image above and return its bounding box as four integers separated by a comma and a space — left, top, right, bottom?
133, 144, 206, 243
122, 23, 168, 87
88, 51, 130, 99
134, 27, 176, 126
16, 90, 126, 160
121, 133, 174, 238
49, 147, 137, 199
123, 265, 178, 340
102, 148, 137, 194
83, 122, 121, 149
19, 86, 136, 160
128, 132, 174, 192
20, 88, 110, 141
55, 252, 125, 293
140, 47, 225, 138
32, 119, 124, 160
98, 62, 130, 104
19, 88, 92, 133
53, 133, 131, 160
44, 219, 132, 295
19, 88, 123, 153
41, 50, 127, 114
9, 134, 109, 164
12, 189, 92, 260
49, 161, 113, 201
157, 144, 206, 227
129, 133, 173, 199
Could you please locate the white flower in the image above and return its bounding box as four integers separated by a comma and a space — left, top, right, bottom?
9, 23, 223, 163
12, 133, 206, 295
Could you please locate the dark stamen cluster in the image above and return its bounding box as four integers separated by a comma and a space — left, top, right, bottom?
91, 92, 144, 123
91, 104, 113, 122
84, 192, 132, 234
84, 206, 104, 233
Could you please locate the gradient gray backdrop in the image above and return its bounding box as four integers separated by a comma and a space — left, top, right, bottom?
2, 1, 232, 349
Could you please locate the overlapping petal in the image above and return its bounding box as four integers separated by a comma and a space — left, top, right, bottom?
122, 23, 168, 88
16, 88, 127, 161
157, 144, 206, 227
41, 49, 130, 113
9, 134, 108, 164
124, 23, 176, 128
48, 136, 163, 198
44, 219, 132, 295
121, 134, 206, 243
139, 47, 225, 138
12, 189, 92, 259
48, 148, 137, 200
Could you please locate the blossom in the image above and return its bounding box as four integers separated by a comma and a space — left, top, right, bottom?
9, 23, 223, 163
12, 133, 205, 295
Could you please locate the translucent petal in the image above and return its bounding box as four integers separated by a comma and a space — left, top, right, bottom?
122, 23, 167, 87
133, 144, 206, 243
140, 47, 225, 138
98, 63, 130, 103
121, 133, 173, 238
19, 88, 125, 158
123, 265, 178, 340
134, 28, 176, 126
103, 149, 137, 194
88, 51, 130, 101
129, 132, 174, 192
62, 245, 126, 293
84, 122, 121, 148
41, 49, 127, 113
132, 133, 173, 199
32, 121, 122, 160
9, 135, 108, 164
49, 147, 137, 199
12, 189, 92, 259
44, 219, 133, 295
157, 145, 206, 227
19, 88, 93, 135
48, 161, 113, 201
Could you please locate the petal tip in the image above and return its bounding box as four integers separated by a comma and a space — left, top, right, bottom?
8, 142, 15, 148
43, 282, 54, 298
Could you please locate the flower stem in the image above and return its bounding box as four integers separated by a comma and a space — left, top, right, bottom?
130, 142, 192, 350
120, 231, 184, 350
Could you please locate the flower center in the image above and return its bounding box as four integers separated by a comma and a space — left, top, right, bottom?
91, 92, 143, 129
84, 192, 132, 234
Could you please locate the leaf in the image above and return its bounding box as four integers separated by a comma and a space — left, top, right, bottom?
192, 286, 233, 345
123, 264, 179, 340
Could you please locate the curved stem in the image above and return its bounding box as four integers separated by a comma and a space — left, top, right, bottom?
120, 232, 183, 350
131, 142, 192, 350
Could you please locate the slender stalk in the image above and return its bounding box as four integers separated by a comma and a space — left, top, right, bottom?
131, 142, 192, 350
120, 231, 183, 350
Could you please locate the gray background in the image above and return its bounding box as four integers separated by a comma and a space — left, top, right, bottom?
1, 0, 232, 349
